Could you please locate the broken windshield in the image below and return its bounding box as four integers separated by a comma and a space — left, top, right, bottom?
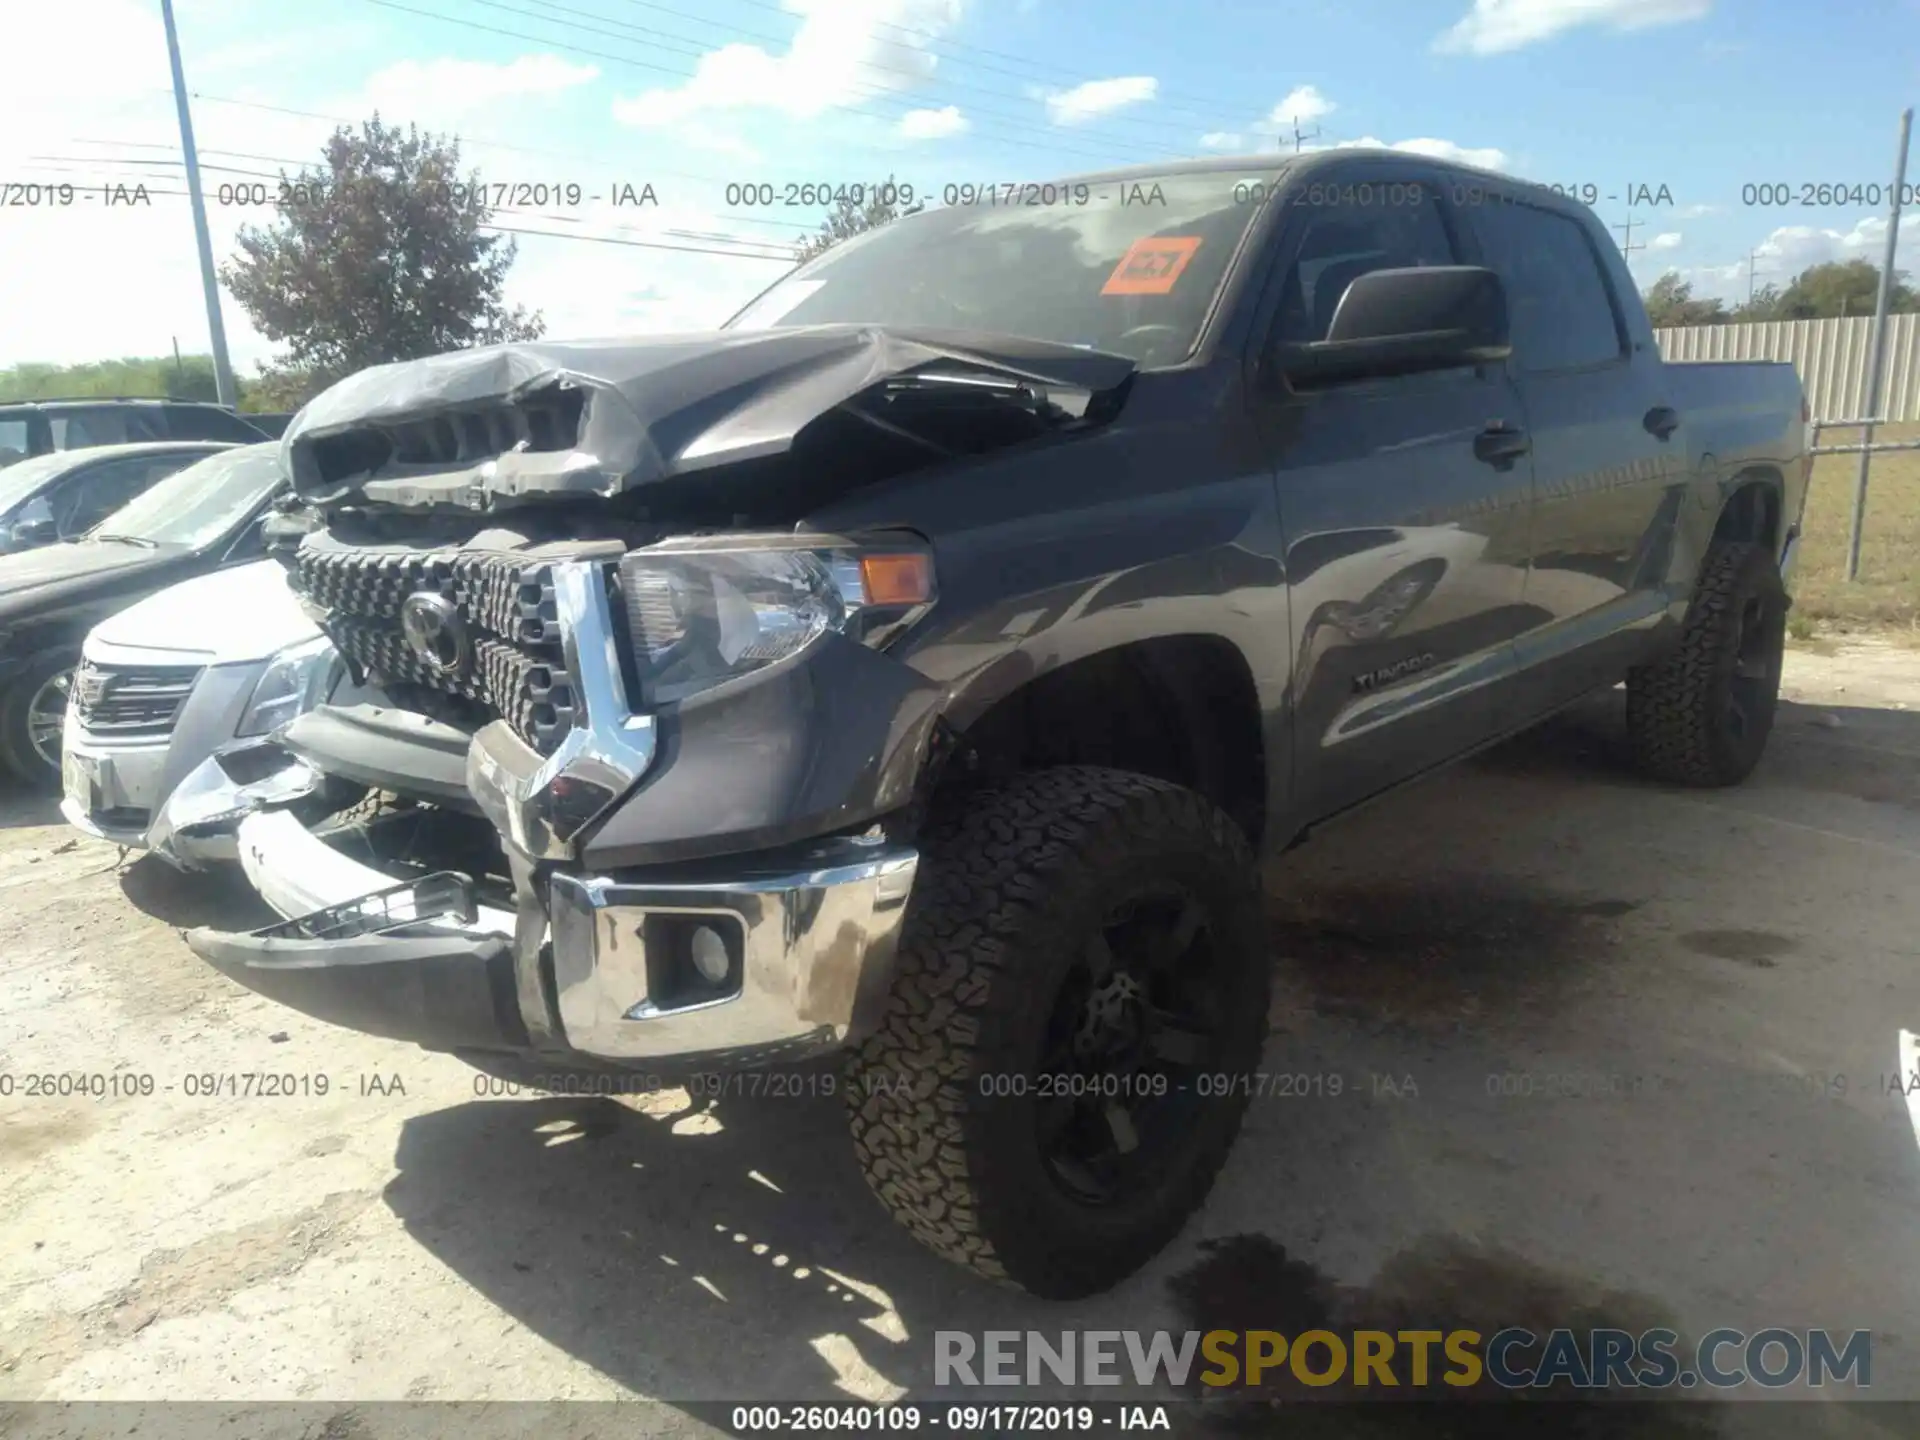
726, 170, 1287, 369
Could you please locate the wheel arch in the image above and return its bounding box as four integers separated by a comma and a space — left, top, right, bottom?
934, 633, 1269, 848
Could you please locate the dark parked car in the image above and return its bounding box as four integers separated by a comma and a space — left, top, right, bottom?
183, 150, 1809, 1298
0, 443, 288, 782
0, 441, 237, 555
0, 399, 266, 467
239, 411, 298, 439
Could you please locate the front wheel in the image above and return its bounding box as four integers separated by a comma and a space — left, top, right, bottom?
847, 766, 1270, 1298
0, 654, 76, 788
1625, 540, 1787, 787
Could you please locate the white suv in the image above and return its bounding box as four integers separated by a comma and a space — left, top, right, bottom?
60, 558, 370, 864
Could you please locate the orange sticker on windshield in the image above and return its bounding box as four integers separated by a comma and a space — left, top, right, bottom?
1101, 236, 1203, 295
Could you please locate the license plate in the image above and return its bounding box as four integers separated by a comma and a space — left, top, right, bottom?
62, 750, 99, 808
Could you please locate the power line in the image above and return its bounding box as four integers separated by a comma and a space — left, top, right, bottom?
670, 0, 1274, 124
18, 159, 801, 261
174, 98, 815, 233
354, 0, 1179, 169
510, 0, 1227, 147
32, 143, 804, 255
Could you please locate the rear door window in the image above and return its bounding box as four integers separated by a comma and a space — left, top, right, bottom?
164, 405, 264, 441
0, 419, 28, 467
1468, 200, 1625, 372
50, 408, 166, 450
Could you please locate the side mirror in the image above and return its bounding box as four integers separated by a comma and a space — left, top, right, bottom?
14, 518, 58, 545
1276, 266, 1511, 387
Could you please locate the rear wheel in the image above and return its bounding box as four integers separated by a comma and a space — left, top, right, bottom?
847, 766, 1269, 1298
1625, 540, 1787, 787
0, 655, 75, 788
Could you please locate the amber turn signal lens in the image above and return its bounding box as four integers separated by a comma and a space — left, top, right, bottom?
859, 553, 933, 606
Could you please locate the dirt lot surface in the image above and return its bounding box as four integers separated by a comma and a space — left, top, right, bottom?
4, 644, 1920, 1435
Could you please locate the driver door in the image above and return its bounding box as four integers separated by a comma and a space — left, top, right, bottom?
1256, 166, 1536, 821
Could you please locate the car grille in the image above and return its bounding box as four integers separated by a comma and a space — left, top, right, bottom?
292, 547, 577, 754
72, 662, 203, 737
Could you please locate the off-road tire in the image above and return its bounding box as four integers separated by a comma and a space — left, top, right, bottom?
1625, 540, 1787, 787
846, 765, 1269, 1299
0, 653, 75, 789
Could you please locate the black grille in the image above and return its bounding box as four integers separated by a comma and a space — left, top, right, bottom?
293, 547, 576, 754
73, 662, 202, 736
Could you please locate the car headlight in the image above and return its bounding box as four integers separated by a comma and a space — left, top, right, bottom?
236, 634, 341, 737
616, 538, 934, 706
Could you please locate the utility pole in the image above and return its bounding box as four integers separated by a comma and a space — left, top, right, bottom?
160, 0, 236, 409
1287, 116, 1322, 154
1846, 105, 1913, 582
1746, 249, 1769, 306
1612, 212, 1645, 261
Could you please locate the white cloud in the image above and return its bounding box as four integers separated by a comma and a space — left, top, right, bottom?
504, 229, 787, 342
1650, 231, 1683, 250
1042, 76, 1158, 126
1198, 132, 1246, 151
897, 105, 967, 140
1435, 0, 1712, 55
1332, 136, 1513, 171
354, 55, 600, 125
1679, 214, 1920, 302
1267, 85, 1335, 126
1676, 203, 1720, 219
612, 0, 964, 126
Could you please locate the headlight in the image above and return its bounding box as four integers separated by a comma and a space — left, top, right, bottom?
236, 634, 340, 736
617, 539, 934, 706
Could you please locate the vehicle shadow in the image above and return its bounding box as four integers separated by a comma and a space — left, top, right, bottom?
382, 1083, 1122, 1405
117, 852, 277, 931
1472, 686, 1920, 806
0, 788, 62, 832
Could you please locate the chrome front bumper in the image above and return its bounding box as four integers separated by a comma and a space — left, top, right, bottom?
185, 556, 921, 1066
188, 803, 919, 1065
545, 842, 918, 1060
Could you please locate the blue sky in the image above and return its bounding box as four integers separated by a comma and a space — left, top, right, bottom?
5, 0, 1919, 369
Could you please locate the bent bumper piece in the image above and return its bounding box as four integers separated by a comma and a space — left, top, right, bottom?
187, 874, 526, 1053
189, 803, 920, 1065
146, 747, 324, 871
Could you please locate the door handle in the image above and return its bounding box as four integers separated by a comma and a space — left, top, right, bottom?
1473, 423, 1531, 466
1643, 405, 1680, 440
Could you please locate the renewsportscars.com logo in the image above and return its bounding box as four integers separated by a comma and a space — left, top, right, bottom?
935, 1328, 1871, 1391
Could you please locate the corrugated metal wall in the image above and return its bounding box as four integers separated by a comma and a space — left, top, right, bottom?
1654, 314, 1920, 422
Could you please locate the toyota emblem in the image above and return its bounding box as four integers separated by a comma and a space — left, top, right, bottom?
400, 592, 472, 677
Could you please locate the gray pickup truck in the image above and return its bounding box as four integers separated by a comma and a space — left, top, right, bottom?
181, 150, 1809, 1299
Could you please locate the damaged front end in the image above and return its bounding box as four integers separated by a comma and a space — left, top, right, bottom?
148, 743, 327, 870
279, 325, 1133, 518
187, 324, 1121, 1070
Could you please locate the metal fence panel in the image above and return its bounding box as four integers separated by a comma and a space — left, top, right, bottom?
1654, 313, 1920, 422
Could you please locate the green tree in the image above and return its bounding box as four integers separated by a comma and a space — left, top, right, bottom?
1729, 282, 1783, 323
1641, 272, 1729, 328
0, 354, 234, 403
221, 116, 543, 390
1769, 259, 1919, 320
793, 177, 923, 264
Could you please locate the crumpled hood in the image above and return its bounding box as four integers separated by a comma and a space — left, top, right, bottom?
281, 325, 1136, 513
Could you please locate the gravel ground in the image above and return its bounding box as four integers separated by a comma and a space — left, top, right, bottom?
3, 644, 1919, 1436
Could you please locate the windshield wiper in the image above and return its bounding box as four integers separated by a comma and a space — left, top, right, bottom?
91, 533, 159, 548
